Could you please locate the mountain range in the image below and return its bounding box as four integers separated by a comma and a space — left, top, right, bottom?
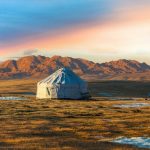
0, 55, 150, 80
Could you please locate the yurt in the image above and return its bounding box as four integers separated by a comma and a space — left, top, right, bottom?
36, 68, 90, 99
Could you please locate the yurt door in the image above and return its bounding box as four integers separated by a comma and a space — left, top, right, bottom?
50, 86, 58, 99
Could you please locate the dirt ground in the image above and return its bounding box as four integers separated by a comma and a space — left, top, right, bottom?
0, 79, 150, 150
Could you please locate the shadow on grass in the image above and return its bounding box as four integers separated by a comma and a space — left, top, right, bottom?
0, 142, 13, 149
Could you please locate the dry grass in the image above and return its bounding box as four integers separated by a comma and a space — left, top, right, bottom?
0, 79, 149, 150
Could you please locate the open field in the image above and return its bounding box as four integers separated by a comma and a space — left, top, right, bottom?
0, 79, 150, 98
89, 81, 150, 98
0, 80, 150, 149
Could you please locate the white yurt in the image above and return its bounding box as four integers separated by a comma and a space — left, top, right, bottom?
36, 68, 90, 99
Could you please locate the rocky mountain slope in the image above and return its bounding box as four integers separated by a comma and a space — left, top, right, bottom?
0, 55, 150, 80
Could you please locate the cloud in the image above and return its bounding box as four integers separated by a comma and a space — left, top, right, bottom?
1, 0, 150, 47
0, 0, 114, 46
0, 0, 150, 48
1, 0, 150, 64
23, 49, 38, 56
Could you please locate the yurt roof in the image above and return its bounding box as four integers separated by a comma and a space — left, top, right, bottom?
38, 68, 86, 85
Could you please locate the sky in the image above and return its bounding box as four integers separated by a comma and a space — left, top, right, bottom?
0, 0, 150, 63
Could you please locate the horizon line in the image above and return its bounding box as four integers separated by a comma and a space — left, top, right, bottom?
0, 54, 149, 65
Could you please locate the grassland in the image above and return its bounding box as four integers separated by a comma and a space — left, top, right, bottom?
0, 79, 150, 150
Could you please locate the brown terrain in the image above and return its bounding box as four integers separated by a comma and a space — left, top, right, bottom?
0, 79, 150, 149
0, 55, 150, 80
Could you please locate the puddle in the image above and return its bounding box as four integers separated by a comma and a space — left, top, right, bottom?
0, 97, 26, 100
110, 97, 134, 100
94, 136, 104, 139
113, 137, 150, 149
113, 103, 150, 108
99, 92, 112, 97
0, 92, 35, 96
98, 96, 136, 101
22, 92, 35, 96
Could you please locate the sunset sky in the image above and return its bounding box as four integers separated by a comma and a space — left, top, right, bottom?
0, 0, 150, 63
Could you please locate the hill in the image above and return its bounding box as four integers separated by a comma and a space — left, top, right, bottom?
0, 55, 150, 80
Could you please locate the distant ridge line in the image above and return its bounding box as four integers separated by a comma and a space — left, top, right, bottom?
0, 55, 150, 80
